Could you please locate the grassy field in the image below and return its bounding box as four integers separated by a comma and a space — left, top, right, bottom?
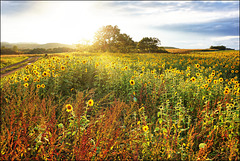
0, 50, 239, 160
0, 56, 29, 69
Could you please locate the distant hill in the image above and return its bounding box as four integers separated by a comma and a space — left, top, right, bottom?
161, 46, 179, 49
1, 42, 77, 49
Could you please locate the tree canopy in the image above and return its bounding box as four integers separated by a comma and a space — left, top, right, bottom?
137, 37, 161, 53
92, 25, 165, 53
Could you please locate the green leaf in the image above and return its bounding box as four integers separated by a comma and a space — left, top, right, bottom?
180, 127, 189, 132
154, 127, 160, 132
58, 123, 64, 128
199, 143, 206, 149
162, 128, 167, 133
72, 131, 76, 136
158, 118, 163, 124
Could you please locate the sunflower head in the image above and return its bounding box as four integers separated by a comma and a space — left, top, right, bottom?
130, 80, 135, 86
61, 66, 65, 70
66, 104, 73, 112
142, 125, 149, 132
24, 83, 29, 87
87, 99, 94, 106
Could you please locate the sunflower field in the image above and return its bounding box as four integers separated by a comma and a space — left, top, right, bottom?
1, 50, 239, 160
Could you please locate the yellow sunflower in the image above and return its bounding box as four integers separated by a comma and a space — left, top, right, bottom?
130, 80, 135, 85
66, 104, 73, 112
87, 99, 94, 106
142, 125, 149, 132
24, 83, 29, 87
61, 66, 65, 70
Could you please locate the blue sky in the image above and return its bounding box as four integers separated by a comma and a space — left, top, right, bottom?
1, 1, 239, 49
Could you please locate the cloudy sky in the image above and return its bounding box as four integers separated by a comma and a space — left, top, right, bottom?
1, 1, 239, 49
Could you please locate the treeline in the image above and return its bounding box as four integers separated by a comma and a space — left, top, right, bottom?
210, 45, 235, 50
82, 25, 167, 53
0, 46, 76, 55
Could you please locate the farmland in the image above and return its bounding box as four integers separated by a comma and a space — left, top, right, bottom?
0, 50, 239, 160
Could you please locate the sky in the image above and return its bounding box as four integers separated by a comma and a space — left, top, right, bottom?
1, 1, 239, 49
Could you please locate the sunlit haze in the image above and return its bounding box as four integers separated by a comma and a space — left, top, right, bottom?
1, 1, 239, 49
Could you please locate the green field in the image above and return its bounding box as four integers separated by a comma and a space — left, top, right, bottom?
0, 56, 29, 69
1, 51, 239, 160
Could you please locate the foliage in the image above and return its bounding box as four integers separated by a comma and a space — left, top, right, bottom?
0, 56, 29, 69
210, 45, 226, 50
1, 47, 21, 55
93, 25, 136, 53
137, 37, 162, 53
1, 50, 239, 160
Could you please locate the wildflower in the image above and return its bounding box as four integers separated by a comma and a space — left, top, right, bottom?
37, 84, 41, 88
224, 90, 230, 95
142, 125, 149, 132
130, 80, 135, 85
88, 99, 94, 106
24, 83, 28, 87
139, 106, 144, 112
95, 63, 99, 68
42, 71, 47, 77
61, 66, 65, 70
195, 64, 200, 68
66, 104, 73, 112
41, 84, 45, 88
213, 80, 217, 84
23, 77, 28, 81
219, 78, 223, 82
124, 66, 128, 70
190, 77, 196, 82
82, 60, 87, 64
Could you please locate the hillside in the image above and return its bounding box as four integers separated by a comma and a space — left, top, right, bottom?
1, 42, 77, 49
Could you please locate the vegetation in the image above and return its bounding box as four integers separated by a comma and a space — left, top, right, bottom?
1, 50, 239, 160
0, 56, 29, 69
210, 45, 227, 50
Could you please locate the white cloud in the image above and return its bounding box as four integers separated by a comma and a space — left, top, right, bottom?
210, 36, 239, 41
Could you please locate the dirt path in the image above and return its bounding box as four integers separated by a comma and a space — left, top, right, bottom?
0, 57, 40, 78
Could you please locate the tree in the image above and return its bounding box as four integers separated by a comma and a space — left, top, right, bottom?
137, 37, 161, 53
115, 33, 135, 53
12, 45, 18, 52
210, 45, 226, 50
93, 25, 120, 52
